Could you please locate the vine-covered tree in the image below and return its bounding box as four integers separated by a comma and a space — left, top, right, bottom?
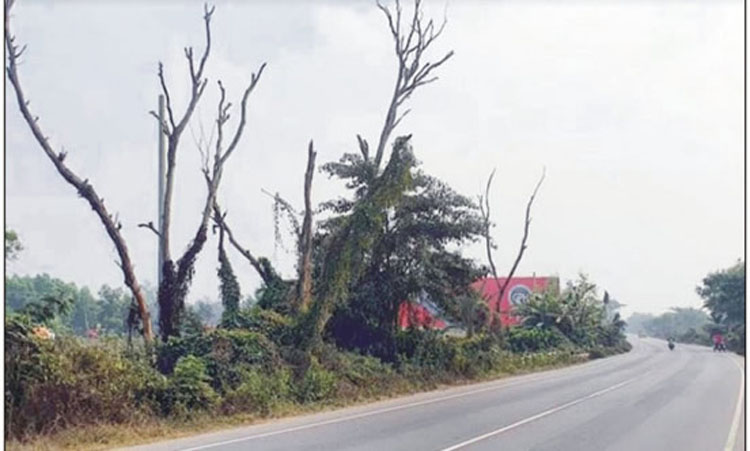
323, 160, 486, 358
697, 260, 745, 353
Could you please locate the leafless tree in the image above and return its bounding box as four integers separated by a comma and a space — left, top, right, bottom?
296, 142, 317, 312
359, 0, 453, 170
479, 167, 546, 317
151, 4, 266, 340
4, 0, 154, 341
213, 141, 316, 314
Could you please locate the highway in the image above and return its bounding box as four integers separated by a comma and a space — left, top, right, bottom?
123, 336, 744, 451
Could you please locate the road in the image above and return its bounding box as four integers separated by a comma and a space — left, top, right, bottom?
123, 337, 744, 451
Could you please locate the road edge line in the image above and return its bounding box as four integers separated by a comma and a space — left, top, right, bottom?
724, 355, 745, 451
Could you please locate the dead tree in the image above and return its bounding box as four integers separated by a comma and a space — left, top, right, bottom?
215, 141, 317, 314
4, 0, 154, 341
361, 0, 453, 170
479, 167, 546, 318
153, 20, 266, 340
296, 142, 317, 312
212, 202, 277, 286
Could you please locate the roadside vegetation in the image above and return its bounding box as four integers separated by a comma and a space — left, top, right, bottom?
4, 0, 631, 448
627, 260, 745, 355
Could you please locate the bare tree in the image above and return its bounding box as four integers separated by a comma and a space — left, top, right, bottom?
213, 141, 317, 314
212, 204, 277, 286
295, 142, 317, 312
479, 168, 546, 317
4, 0, 154, 341
153, 9, 266, 340
360, 0, 453, 170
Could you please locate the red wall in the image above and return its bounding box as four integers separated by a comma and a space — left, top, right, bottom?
398, 276, 558, 330
471, 277, 557, 326
398, 302, 447, 330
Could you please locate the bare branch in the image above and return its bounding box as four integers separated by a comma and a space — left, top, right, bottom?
357, 134, 370, 161
372, 0, 454, 170
138, 221, 161, 238
157, 63, 176, 131
479, 168, 503, 303
212, 202, 276, 285
4, 0, 153, 341
496, 167, 546, 307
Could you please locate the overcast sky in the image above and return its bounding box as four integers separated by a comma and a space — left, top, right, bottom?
5, 0, 743, 317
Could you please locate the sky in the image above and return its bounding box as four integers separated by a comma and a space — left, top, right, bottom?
4, 0, 744, 317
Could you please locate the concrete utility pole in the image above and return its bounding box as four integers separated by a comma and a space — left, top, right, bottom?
157, 95, 166, 287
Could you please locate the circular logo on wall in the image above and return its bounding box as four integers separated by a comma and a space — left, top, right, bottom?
508, 285, 532, 306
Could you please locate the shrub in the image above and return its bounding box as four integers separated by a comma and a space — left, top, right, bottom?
157, 329, 280, 393
296, 360, 337, 403
166, 355, 218, 416
316, 344, 398, 396
234, 308, 293, 345
506, 327, 564, 353
222, 368, 292, 415
5, 331, 165, 439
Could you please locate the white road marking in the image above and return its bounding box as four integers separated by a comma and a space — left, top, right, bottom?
724, 355, 744, 451
177, 355, 628, 451
437, 374, 643, 451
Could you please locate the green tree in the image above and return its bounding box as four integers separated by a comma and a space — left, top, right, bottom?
322, 157, 486, 357
697, 261, 745, 353
5, 229, 22, 261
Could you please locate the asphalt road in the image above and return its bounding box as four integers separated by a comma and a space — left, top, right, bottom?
123, 336, 744, 451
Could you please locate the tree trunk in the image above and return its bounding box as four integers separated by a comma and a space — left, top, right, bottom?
295, 141, 317, 313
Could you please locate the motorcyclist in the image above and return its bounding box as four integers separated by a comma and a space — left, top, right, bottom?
713, 332, 725, 352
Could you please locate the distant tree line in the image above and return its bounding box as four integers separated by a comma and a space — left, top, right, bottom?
627, 260, 745, 354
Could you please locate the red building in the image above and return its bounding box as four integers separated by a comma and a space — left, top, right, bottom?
471, 276, 559, 326
398, 276, 559, 330
398, 301, 447, 330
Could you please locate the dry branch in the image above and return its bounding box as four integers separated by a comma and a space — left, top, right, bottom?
371, 0, 453, 170
5, 0, 153, 341
480, 167, 546, 316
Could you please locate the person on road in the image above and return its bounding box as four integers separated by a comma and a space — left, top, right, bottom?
712, 332, 724, 352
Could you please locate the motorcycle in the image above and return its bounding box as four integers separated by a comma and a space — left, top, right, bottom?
668, 340, 675, 351
714, 342, 727, 352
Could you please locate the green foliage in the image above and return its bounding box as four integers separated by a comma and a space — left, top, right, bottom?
255, 276, 294, 315
5, 274, 135, 336
233, 307, 293, 345
302, 136, 418, 350
222, 368, 292, 415
167, 355, 218, 415
296, 360, 338, 403
515, 275, 629, 350
5, 228, 23, 260
157, 329, 280, 393
320, 138, 485, 359
697, 261, 745, 354
218, 234, 242, 327
5, 332, 165, 438
506, 327, 565, 353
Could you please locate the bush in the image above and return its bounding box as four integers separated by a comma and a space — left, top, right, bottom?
5, 330, 165, 439
506, 327, 564, 353
222, 368, 292, 415
296, 360, 337, 403
166, 355, 218, 416
234, 308, 293, 345
316, 344, 399, 396
157, 329, 280, 393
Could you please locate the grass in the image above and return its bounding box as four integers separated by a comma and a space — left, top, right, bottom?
6, 351, 591, 451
